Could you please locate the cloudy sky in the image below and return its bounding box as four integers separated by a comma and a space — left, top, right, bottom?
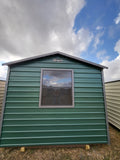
0, 0, 120, 82
43, 70, 72, 87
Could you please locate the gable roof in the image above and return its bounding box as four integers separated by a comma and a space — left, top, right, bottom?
2, 51, 108, 69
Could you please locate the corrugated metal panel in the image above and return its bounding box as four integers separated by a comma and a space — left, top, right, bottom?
0, 80, 6, 118
105, 81, 120, 129
0, 55, 108, 147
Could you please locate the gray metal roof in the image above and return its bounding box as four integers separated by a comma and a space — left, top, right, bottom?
2, 51, 108, 69
105, 80, 120, 83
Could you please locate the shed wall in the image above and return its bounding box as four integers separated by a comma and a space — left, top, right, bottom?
0, 80, 6, 118
0, 55, 108, 146
105, 81, 120, 129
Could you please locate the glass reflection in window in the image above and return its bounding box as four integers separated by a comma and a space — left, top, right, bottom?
41, 70, 73, 106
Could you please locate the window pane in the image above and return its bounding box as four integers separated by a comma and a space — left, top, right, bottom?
41, 70, 72, 106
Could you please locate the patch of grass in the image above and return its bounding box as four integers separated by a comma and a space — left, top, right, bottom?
0, 125, 120, 160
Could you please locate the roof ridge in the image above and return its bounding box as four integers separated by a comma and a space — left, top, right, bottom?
2, 51, 108, 69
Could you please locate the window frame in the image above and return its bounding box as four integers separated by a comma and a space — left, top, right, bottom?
39, 68, 74, 108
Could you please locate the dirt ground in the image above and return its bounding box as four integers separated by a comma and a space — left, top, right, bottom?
0, 124, 120, 160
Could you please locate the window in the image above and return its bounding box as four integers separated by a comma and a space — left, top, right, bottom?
39, 69, 74, 108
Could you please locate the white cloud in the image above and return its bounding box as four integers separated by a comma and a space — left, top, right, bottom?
0, 65, 8, 80
0, 50, 22, 63
0, 50, 21, 80
93, 31, 104, 49
96, 50, 109, 61
96, 26, 103, 30
72, 28, 93, 54
66, 0, 86, 26
101, 39, 120, 82
0, 0, 95, 80
114, 12, 120, 24
114, 39, 120, 54
97, 50, 106, 59
0, 0, 88, 59
101, 56, 120, 82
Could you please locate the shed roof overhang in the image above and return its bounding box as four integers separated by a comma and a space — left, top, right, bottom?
2, 51, 108, 69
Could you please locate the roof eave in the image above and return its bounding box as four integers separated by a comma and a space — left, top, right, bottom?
2, 51, 108, 69
2, 51, 59, 66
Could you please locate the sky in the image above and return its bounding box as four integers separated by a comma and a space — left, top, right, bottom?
43, 70, 72, 87
0, 0, 120, 82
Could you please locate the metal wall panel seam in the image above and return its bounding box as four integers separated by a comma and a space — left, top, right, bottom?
3, 128, 106, 132
0, 67, 10, 137
106, 100, 120, 105
3, 123, 106, 126
102, 70, 110, 144
4, 117, 106, 120
0, 141, 108, 147
2, 134, 107, 139
108, 114, 120, 122
107, 107, 120, 113
108, 117, 120, 125
5, 112, 105, 114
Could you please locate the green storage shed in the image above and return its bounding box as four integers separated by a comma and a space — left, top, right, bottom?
0, 51, 109, 147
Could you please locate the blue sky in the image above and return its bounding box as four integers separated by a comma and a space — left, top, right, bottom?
73, 0, 120, 63
0, 0, 120, 81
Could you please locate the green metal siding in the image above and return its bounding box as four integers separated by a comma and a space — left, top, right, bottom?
0, 55, 108, 147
